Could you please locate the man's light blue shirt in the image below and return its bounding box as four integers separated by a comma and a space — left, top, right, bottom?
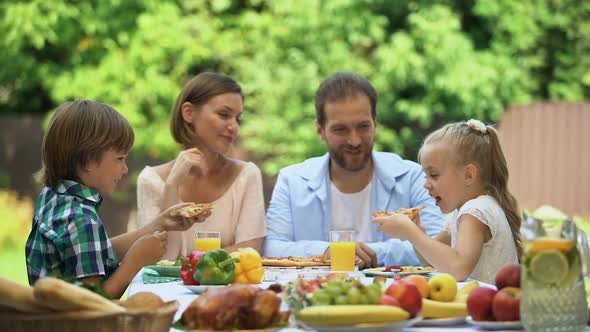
264, 151, 445, 266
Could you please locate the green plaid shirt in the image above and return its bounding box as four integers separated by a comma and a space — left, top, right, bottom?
25, 180, 119, 285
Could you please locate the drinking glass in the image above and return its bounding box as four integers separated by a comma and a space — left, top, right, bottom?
520, 213, 589, 331
329, 230, 355, 271
194, 231, 221, 252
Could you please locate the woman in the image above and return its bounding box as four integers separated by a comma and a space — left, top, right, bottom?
136, 72, 266, 259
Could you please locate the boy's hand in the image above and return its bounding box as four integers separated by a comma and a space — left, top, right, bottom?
126, 231, 168, 267
167, 148, 207, 186
373, 213, 417, 240
157, 202, 211, 231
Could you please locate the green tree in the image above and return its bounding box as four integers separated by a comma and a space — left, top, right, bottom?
1, 0, 588, 175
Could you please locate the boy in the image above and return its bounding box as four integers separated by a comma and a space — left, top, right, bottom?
25, 100, 207, 298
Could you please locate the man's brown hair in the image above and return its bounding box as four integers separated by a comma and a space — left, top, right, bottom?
315, 72, 378, 127
170, 72, 243, 148
36, 100, 134, 187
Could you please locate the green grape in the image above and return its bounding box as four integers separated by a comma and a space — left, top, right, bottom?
324, 284, 342, 298
341, 281, 352, 293
312, 290, 332, 305
366, 285, 382, 304
359, 293, 369, 304
334, 294, 348, 305
327, 278, 342, 288
347, 286, 361, 304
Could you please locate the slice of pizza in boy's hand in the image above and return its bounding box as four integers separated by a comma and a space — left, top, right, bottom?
170, 203, 213, 218
372, 206, 426, 221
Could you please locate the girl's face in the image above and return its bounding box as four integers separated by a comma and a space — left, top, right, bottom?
420, 142, 470, 214
187, 92, 243, 154
80, 149, 129, 195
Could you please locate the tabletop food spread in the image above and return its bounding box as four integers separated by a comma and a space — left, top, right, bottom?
3, 246, 589, 332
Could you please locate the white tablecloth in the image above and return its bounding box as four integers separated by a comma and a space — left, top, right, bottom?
128, 270, 590, 332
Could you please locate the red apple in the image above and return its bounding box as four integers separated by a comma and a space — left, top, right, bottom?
492, 287, 520, 321
467, 286, 498, 321
495, 264, 521, 290
385, 280, 422, 317
379, 294, 401, 307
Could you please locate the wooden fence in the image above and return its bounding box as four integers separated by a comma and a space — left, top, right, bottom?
499, 102, 590, 217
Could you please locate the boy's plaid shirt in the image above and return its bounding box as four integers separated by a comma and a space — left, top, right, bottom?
25, 180, 119, 285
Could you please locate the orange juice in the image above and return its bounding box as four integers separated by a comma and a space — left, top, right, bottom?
194, 238, 221, 252
330, 241, 355, 271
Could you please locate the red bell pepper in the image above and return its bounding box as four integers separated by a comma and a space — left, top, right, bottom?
180, 250, 205, 285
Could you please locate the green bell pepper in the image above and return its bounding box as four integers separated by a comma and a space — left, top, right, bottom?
193, 249, 240, 285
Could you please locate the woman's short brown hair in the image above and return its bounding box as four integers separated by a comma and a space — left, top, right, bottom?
37, 100, 134, 187
170, 72, 243, 148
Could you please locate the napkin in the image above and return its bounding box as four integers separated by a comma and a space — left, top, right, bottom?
142, 268, 181, 284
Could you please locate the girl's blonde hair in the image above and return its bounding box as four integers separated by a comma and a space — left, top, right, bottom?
419, 120, 523, 259
36, 100, 134, 188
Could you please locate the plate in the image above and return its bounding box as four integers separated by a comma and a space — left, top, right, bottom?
413, 316, 466, 327
466, 316, 523, 330
398, 270, 436, 277
144, 265, 181, 277
361, 270, 398, 277
183, 284, 227, 294
297, 316, 421, 332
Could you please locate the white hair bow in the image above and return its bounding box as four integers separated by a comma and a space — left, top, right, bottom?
466, 119, 487, 134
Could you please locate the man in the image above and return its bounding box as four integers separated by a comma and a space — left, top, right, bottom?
264, 72, 444, 268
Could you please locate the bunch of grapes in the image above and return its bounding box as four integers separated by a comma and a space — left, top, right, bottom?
310, 278, 383, 305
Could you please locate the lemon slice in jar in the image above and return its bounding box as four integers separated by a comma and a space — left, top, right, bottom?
529, 249, 569, 284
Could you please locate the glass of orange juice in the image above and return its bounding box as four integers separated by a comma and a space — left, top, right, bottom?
329, 230, 355, 271
194, 231, 221, 252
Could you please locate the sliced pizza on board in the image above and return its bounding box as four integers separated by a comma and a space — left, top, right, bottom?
261, 255, 331, 267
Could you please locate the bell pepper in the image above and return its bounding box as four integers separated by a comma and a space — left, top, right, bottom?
194, 249, 240, 285
181, 251, 205, 285
230, 247, 264, 284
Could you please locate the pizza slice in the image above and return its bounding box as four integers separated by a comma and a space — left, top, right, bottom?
372, 206, 426, 220
170, 203, 213, 218
261, 255, 331, 267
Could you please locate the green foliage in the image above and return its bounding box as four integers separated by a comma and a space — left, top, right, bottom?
1, 0, 588, 173
0, 190, 33, 250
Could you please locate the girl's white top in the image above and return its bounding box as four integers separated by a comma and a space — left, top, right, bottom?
445, 195, 518, 284
136, 162, 266, 259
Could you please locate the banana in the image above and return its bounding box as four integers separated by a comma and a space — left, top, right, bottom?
457, 280, 479, 297
454, 280, 479, 303
422, 298, 467, 319
297, 305, 410, 326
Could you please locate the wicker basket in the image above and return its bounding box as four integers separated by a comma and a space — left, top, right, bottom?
0, 301, 178, 332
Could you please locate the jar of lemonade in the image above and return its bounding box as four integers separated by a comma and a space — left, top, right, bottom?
520, 215, 589, 332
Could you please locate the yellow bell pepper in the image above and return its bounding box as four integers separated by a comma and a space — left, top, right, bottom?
230, 247, 264, 284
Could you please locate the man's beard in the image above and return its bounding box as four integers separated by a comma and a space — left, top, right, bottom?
329, 145, 373, 172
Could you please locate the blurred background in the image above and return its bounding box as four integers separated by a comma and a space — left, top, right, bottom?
1, 0, 588, 287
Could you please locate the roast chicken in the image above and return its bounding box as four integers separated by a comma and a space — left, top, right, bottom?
181, 284, 283, 330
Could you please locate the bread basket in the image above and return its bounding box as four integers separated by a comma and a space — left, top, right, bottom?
0, 300, 178, 332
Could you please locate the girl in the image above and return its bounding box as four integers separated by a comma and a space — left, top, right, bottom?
373, 119, 521, 283
136, 72, 266, 259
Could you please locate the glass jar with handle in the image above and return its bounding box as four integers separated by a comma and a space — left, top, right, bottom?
520, 213, 589, 332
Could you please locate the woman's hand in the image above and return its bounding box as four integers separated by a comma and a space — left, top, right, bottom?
167, 148, 207, 186
373, 213, 419, 240
155, 202, 212, 232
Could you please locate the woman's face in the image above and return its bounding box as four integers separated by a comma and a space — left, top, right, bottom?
188, 92, 243, 154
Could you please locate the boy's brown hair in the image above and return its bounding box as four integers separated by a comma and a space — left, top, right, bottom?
170, 72, 243, 148
37, 100, 134, 187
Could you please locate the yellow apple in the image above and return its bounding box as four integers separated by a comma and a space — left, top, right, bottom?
428, 273, 458, 302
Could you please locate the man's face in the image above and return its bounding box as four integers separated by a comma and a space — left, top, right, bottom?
317, 95, 376, 172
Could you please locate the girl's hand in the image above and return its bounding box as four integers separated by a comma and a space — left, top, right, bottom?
373, 213, 418, 240
126, 231, 168, 267
156, 202, 212, 231
167, 148, 207, 186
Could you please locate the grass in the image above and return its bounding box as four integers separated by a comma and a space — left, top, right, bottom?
0, 246, 28, 285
